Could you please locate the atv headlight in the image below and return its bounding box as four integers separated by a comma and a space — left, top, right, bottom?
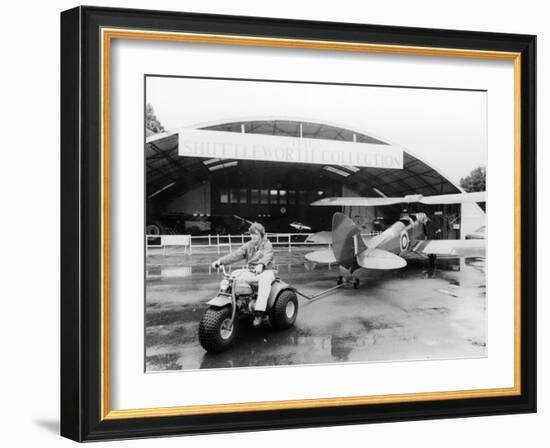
219, 278, 230, 292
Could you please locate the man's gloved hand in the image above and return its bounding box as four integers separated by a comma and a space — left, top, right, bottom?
211, 260, 221, 269
254, 264, 264, 274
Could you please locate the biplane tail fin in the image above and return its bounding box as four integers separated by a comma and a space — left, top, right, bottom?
331, 212, 366, 269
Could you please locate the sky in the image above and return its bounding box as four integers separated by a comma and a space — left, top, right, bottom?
146, 76, 487, 184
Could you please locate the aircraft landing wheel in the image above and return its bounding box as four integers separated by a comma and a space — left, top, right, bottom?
353, 278, 360, 289
337, 276, 344, 285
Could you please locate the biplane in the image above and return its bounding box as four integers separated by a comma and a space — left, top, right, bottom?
290, 221, 312, 231
305, 191, 486, 287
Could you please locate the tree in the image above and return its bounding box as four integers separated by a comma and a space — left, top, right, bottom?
146, 103, 165, 136
460, 166, 486, 192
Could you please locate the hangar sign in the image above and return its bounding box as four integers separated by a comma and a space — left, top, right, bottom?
178, 129, 403, 169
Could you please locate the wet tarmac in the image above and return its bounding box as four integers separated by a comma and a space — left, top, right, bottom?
145, 247, 486, 371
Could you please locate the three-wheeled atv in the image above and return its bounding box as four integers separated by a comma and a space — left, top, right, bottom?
198, 266, 299, 353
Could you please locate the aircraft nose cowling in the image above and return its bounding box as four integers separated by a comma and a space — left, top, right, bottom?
331, 212, 365, 270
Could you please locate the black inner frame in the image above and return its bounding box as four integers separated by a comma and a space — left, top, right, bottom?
61, 6, 536, 442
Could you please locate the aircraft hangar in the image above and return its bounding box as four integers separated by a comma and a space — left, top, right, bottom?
144, 119, 487, 371
145, 119, 483, 239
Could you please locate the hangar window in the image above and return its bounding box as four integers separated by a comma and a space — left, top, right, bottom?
230, 189, 239, 203
279, 190, 287, 204
288, 190, 296, 204
206, 123, 242, 133
301, 122, 353, 141
260, 189, 268, 204
356, 134, 387, 145
270, 190, 278, 204
239, 189, 247, 204
251, 189, 259, 204
220, 190, 229, 204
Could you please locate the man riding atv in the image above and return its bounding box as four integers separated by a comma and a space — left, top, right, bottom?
211, 222, 275, 327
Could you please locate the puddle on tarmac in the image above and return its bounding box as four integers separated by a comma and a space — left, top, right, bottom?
145, 252, 487, 371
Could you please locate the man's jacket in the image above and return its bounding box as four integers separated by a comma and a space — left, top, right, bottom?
218, 237, 274, 269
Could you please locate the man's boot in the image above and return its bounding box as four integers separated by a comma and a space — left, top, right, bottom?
252, 312, 264, 328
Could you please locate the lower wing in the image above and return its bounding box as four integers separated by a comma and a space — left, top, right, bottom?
305, 248, 336, 264
411, 239, 485, 257
305, 247, 407, 270
357, 249, 407, 270
305, 231, 332, 244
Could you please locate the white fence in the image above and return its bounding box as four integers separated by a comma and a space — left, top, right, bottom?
146, 232, 329, 256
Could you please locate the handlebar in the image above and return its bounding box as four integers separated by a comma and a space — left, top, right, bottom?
214, 264, 231, 276
215, 264, 257, 276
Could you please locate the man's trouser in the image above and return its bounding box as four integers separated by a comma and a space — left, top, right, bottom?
233, 269, 276, 312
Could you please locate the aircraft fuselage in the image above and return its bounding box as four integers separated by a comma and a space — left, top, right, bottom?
368, 213, 428, 256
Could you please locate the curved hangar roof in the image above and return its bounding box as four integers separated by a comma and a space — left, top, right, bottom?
145, 120, 461, 200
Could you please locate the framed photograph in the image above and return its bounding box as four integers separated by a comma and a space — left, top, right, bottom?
60, 6, 536, 442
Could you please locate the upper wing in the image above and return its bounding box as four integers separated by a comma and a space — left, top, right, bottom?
311, 191, 486, 207
465, 225, 486, 240
411, 239, 485, 257
311, 197, 406, 207
419, 191, 486, 204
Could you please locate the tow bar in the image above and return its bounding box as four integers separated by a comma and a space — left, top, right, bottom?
294, 283, 345, 305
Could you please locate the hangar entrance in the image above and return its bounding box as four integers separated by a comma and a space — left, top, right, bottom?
147, 158, 343, 236
145, 120, 481, 245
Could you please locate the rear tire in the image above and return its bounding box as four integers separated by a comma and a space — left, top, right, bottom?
198, 307, 237, 353
269, 290, 298, 330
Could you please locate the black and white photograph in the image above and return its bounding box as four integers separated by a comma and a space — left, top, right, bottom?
0, 0, 542, 443
144, 75, 488, 371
